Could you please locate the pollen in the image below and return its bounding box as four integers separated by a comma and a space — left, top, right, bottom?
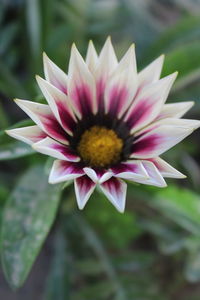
77, 126, 123, 168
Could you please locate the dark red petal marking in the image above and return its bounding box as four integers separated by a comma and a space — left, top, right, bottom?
52, 143, 78, 160
132, 134, 161, 156
71, 84, 94, 116
101, 177, 121, 193
111, 163, 138, 175
39, 112, 69, 142
126, 99, 154, 130
107, 85, 128, 116
56, 101, 77, 132
96, 78, 105, 111
76, 175, 96, 195
58, 161, 84, 176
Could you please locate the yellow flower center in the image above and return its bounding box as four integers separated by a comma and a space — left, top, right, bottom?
77, 126, 123, 168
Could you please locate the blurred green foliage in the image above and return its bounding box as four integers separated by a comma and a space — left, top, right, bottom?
1, 0, 200, 299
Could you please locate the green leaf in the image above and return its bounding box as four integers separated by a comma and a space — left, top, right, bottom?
43, 231, 71, 300
0, 141, 35, 160
150, 185, 200, 235
162, 41, 200, 79
144, 15, 200, 63
1, 165, 61, 289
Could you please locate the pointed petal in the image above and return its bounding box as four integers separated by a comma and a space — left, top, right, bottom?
68, 44, 96, 118
131, 123, 193, 159
86, 40, 98, 74
96, 36, 118, 79
138, 55, 164, 88
6, 125, 46, 145
125, 72, 178, 133
150, 157, 186, 178
111, 161, 148, 181
83, 167, 112, 183
43, 52, 68, 93
100, 178, 127, 213
75, 176, 96, 209
15, 99, 69, 144
49, 160, 84, 184
33, 137, 80, 162
95, 37, 118, 110
156, 101, 194, 120
105, 45, 138, 118
136, 160, 167, 187
36, 76, 76, 134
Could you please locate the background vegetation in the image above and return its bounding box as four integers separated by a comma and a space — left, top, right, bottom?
1, 0, 200, 299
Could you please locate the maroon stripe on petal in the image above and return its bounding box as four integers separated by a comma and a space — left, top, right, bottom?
96, 78, 105, 111
107, 85, 128, 116
56, 101, 77, 132
76, 175, 95, 193
132, 134, 161, 156
126, 99, 154, 129
52, 143, 78, 160
111, 163, 138, 175
40, 112, 69, 142
58, 161, 84, 176
102, 177, 121, 193
72, 84, 94, 116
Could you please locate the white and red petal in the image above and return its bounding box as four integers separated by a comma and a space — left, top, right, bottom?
75, 176, 96, 209
36, 76, 76, 135
138, 55, 164, 89
111, 161, 148, 181
150, 157, 186, 178
131, 124, 193, 159
95, 37, 118, 110
49, 160, 84, 184
15, 99, 69, 144
43, 53, 68, 94
105, 45, 138, 118
100, 177, 127, 213
156, 101, 194, 120
137, 160, 167, 187
125, 72, 178, 134
32, 137, 79, 162
83, 167, 112, 184
6, 125, 46, 145
68, 44, 96, 118
86, 40, 98, 74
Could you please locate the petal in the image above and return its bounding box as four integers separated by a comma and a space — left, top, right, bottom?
156, 101, 194, 120
6, 125, 46, 145
95, 37, 118, 110
15, 99, 69, 144
36, 76, 76, 135
68, 44, 96, 118
125, 72, 177, 133
135, 160, 167, 187
33, 137, 80, 162
86, 40, 98, 74
100, 177, 127, 213
138, 55, 164, 88
105, 44, 138, 118
83, 167, 112, 184
49, 160, 84, 184
75, 176, 96, 209
136, 117, 200, 137
125, 72, 178, 134
43, 53, 68, 93
150, 157, 186, 178
131, 124, 193, 159
111, 161, 148, 181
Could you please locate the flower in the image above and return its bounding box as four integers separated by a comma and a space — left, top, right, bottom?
6, 37, 200, 212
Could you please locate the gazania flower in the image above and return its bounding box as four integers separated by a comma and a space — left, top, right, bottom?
6, 37, 200, 212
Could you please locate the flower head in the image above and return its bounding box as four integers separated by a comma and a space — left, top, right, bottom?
7, 37, 200, 212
